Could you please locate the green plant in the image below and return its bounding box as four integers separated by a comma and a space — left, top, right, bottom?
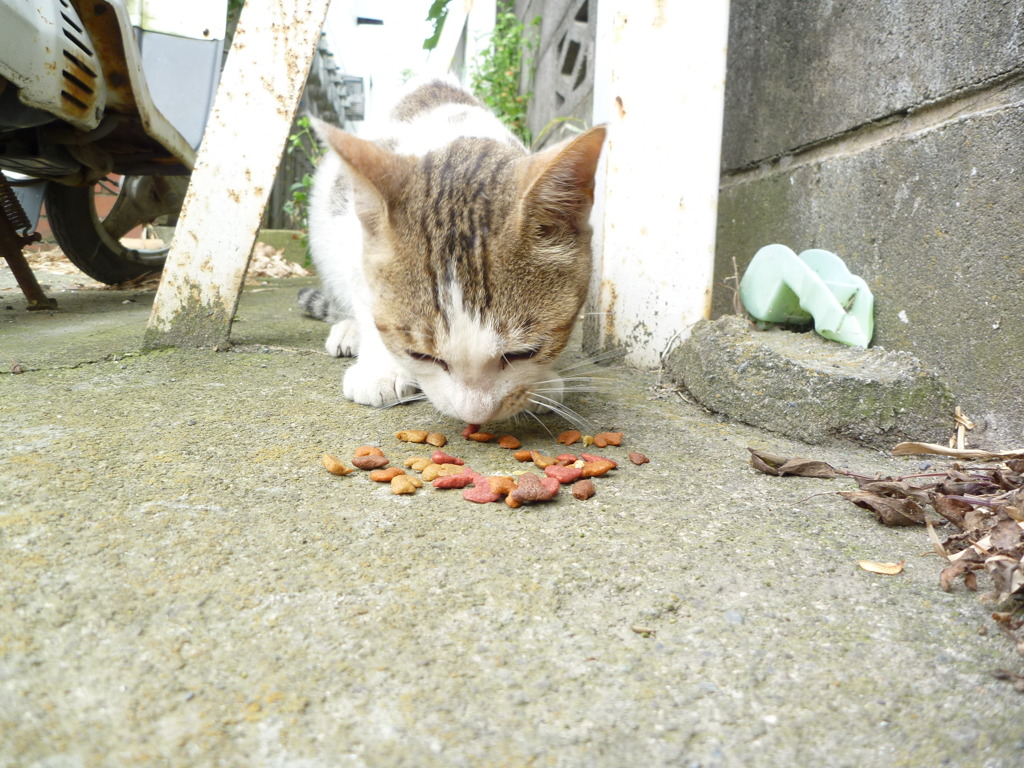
423, 0, 451, 50
470, 2, 539, 145
283, 116, 324, 256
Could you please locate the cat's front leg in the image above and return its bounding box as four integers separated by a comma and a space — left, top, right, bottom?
325, 319, 360, 357
343, 336, 418, 407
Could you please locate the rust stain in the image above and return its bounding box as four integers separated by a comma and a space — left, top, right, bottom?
615, 96, 626, 119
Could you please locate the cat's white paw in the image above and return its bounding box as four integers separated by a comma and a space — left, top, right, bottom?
343, 360, 418, 406
325, 320, 360, 357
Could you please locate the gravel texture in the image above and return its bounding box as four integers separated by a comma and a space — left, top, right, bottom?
1, 276, 1022, 767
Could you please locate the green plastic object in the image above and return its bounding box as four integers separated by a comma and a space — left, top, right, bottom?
739, 244, 874, 347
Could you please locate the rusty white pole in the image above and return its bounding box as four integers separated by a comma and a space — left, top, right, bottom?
144, 0, 332, 349
589, 1, 730, 367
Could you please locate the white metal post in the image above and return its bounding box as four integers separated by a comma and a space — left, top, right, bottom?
144, 0, 332, 349
589, 1, 730, 367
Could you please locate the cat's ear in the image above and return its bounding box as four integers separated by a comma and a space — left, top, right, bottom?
314, 119, 413, 233
522, 125, 606, 234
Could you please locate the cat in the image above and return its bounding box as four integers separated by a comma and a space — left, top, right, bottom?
299, 78, 605, 427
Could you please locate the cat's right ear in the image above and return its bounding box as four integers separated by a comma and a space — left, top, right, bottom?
314, 120, 412, 234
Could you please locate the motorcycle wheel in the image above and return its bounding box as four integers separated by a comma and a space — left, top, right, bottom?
45, 175, 186, 286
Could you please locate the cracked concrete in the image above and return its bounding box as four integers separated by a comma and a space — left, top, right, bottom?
2, 269, 1023, 767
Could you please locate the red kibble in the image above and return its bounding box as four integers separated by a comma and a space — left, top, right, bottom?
572, 479, 596, 500
431, 450, 464, 466
629, 452, 650, 465
580, 453, 617, 467
463, 483, 501, 503
545, 464, 583, 484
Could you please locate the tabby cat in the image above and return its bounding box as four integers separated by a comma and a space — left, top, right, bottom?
299, 78, 605, 426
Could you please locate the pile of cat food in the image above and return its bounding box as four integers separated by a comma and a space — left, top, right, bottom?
321, 424, 649, 508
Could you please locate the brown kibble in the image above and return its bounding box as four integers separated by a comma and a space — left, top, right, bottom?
420, 463, 445, 482
629, 452, 650, 465
513, 449, 533, 462
467, 432, 496, 442
508, 472, 559, 505
496, 435, 522, 450
354, 445, 384, 457
321, 453, 354, 476
581, 459, 616, 478
426, 432, 447, 447
391, 474, 423, 495
369, 467, 405, 482
557, 430, 582, 446
572, 479, 596, 500
593, 431, 623, 448
487, 476, 517, 496
352, 454, 389, 470
404, 456, 432, 471
395, 430, 429, 443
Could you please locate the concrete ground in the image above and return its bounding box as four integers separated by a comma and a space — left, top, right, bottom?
1, 266, 1022, 768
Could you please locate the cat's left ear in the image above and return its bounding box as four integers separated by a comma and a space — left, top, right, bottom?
523, 126, 606, 234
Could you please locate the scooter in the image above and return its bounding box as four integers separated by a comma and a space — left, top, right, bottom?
0, 0, 226, 304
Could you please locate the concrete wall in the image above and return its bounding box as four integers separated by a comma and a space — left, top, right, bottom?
515, 0, 595, 148
716, 0, 1024, 448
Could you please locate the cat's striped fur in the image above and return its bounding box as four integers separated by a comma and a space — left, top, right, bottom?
303, 78, 605, 425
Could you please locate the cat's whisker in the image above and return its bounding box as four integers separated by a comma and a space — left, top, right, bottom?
377, 391, 427, 410
557, 347, 627, 373
526, 393, 594, 433
520, 406, 555, 438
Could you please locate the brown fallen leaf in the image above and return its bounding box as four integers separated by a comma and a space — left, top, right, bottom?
838, 490, 927, 526
748, 448, 837, 479
858, 559, 905, 575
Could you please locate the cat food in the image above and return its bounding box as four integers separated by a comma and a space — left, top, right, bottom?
321, 453, 354, 476
431, 450, 464, 466
404, 456, 432, 471
507, 472, 559, 507
593, 432, 623, 448
421, 462, 466, 482
396, 430, 429, 443
629, 452, 650, 465
433, 471, 477, 489
464, 483, 502, 503
462, 424, 482, 439
545, 464, 583, 484
497, 435, 521, 450
513, 449, 533, 462
370, 467, 405, 482
354, 445, 385, 457
580, 452, 617, 467
487, 476, 517, 496
557, 430, 582, 446
529, 450, 557, 469
580, 459, 617, 478
426, 432, 447, 447
391, 475, 423, 495
572, 479, 596, 500
352, 454, 390, 470
467, 431, 496, 442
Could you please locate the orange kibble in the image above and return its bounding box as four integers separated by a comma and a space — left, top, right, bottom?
530, 450, 557, 469
581, 459, 617, 478
513, 449, 533, 462
593, 431, 623, 448
395, 430, 429, 443
497, 435, 522, 449
321, 453, 354, 476
369, 467, 405, 482
557, 430, 582, 446
354, 445, 385, 457
487, 476, 517, 496
467, 432, 496, 442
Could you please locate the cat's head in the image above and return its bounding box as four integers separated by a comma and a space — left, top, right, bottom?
320, 124, 606, 425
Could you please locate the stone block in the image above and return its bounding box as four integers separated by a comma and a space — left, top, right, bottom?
666, 315, 956, 450
714, 99, 1024, 447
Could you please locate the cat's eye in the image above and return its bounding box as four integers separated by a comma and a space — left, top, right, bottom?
408, 351, 449, 372
501, 348, 540, 368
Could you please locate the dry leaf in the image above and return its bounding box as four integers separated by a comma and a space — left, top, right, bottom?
748, 448, 837, 478
838, 490, 927, 526
858, 559, 905, 575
